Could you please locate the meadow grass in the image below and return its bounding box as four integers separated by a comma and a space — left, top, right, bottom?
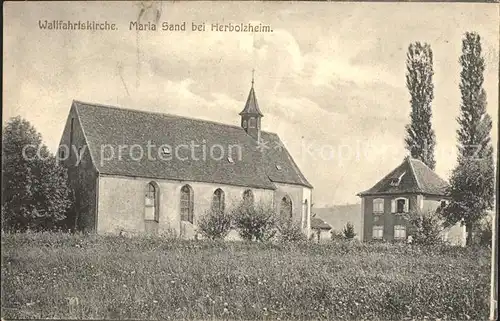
1, 232, 491, 320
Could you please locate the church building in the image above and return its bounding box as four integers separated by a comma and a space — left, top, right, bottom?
58, 82, 313, 238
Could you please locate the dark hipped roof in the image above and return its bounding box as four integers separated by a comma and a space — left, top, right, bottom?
311, 217, 332, 230
357, 156, 449, 197
239, 87, 263, 117
72, 101, 312, 189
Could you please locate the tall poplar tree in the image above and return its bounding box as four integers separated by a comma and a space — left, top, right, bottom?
404, 42, 436, 170
443, 32, 495, 245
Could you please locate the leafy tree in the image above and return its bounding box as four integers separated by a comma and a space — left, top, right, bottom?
404, 42, 436, 169
2, 116, 72, 231
342, 222, 356, 240
443, 32, 495, 246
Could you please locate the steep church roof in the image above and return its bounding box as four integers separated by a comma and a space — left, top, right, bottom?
239, 86, 263, 117
71, 100, 312, 189
357, 156, 449, 197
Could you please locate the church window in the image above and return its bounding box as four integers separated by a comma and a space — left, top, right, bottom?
302, 199, 308, 228
145, 182, 159, 222
212, 188, 225, 213
180, 185, 194, 223
242, 120, 248, 128
242, 189, 254, 205
280, 195, 293, 219
249, 118, 256, 128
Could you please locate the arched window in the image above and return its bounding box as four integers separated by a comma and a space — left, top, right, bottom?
180, 185, 194, 223
280, 195, 293, 219
145, 182, 159, 222
302, 199, 308, 228
242, 120, 248, 128
391, 197, 409, 214
242, 189, 254, 205
249, 118, 256, 128
212, 188, 225, 213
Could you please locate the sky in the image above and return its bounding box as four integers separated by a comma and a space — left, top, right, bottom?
3, 1, 499, 206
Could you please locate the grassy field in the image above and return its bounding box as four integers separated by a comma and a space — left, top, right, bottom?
1, 232, 491, 320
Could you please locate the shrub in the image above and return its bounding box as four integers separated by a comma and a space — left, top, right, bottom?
197, 208, 232, 240
342, 222, 356, 240
474, 217, 492, 247
330, 229, 344, 241
232, 201, 277, 242
404, 210, 444, 245
275, 217, 307, 242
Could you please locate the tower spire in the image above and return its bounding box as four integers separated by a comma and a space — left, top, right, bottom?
239, 69, 263, 142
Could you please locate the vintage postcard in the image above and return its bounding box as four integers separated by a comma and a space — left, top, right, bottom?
2, 1, 498, 320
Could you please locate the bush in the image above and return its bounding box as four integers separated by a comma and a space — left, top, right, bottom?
474, 217, 492, 247
275, 217, 307, 242
342, 222, 356, 240
196, 208, 232, 240
232, 201, 277, 242
330, 229, 344, 241
404, 210, 444, 245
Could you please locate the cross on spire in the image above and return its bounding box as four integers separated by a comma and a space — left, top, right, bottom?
251, 69, 255, 87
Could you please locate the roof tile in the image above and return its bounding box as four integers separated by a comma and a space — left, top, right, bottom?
72, 101, 312, 189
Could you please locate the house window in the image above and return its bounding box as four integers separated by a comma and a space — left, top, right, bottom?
372, 226, 384, 239
392, 197, 409, 213
145, 182, 159, 222
249, 118, 256, 128
394, 225, 407, 240
373, 198, 384, 214
280, 195, 293, 219
212, 188, 225, 213
180, 185, 194, 223
242, 189, 254, 205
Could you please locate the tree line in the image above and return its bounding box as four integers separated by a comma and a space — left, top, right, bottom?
404, 32, 494, 246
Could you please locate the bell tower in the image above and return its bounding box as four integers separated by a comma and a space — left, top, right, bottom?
239, 70, 263, 142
